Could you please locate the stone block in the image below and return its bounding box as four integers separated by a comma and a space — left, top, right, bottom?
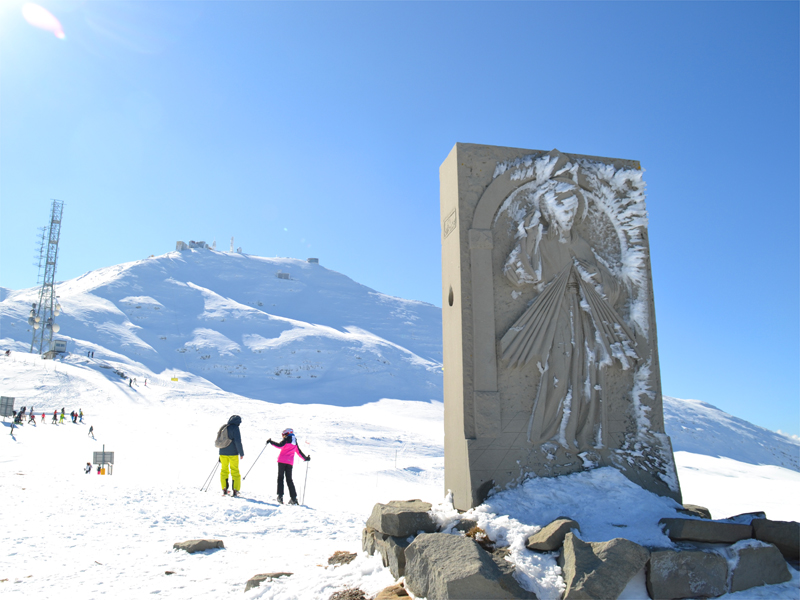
646, 550, 727, 600
366, 500, 437, 537
328, 550, 357, 566
526, 518, 581, 552
244, 572, 292, 592
659, 518, 752, 544
404, 533, 535, 599
676, 504, 711, 519
172, 539, 224, 553
362, 526, 381, 555
752, 518, 800, 560
375, 583, 410, 599
728, 541, 792, 592
376, 535, 411, 579
724, 511, 766, 524
559, 533, 649, 600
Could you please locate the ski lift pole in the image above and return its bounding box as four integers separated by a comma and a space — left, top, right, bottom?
201, 459, 219, 492
242, 443, 268, 480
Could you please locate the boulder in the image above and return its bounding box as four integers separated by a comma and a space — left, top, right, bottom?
526, 518, 581, 552
659, 518, 752, 544
362, 526, 383, 555
376, 535, 411, 579
172, 539, 224, 554
752, 518, 800, 560
646, 550, 727, 600
559, 533, 649, 600
328, 551, 357, 566
676, 504, 711, 519
724, 511, 766, 525
375, 583, 410, 599
728, 540, 792, 592
404, 533, 535, 599
366, 500, 437, 537
453, 518, 479, 533
244, 572, 292, 592
328, 589, 368, 600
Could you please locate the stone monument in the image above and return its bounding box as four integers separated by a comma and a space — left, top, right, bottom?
440, 143, 681, 510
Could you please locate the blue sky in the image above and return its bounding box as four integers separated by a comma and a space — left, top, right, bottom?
1, 1, 797, 436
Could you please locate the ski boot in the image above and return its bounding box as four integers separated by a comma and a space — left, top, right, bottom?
277, 496, 283, 504
288, 497, 298, 505
222, 488, 229, 496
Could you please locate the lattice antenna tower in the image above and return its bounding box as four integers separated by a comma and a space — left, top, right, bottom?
29, 199, 64, 355
33, 226, 47, 284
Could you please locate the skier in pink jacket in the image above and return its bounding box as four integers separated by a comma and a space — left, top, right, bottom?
267, 428, 310, 505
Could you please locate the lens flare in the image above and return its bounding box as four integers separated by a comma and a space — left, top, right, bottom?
22, 3, 65, 39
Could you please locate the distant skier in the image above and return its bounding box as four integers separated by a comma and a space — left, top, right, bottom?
28, 413, 35, 424
129, 378, 132, 388
52, 410, 57, 424
41, 412, 45, 423
267, 428, 310, 505
59, 412, 65, 424
88, 425, 94, 438
217, 415, 244, 497
5, 350, 9, 356
84, 462, 91, 474
79, 409, 84, 423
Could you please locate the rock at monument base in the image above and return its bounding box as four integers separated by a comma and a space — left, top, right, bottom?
559, 533, 649, 600
328, 550, 357, 566
659, 518, 752, 544
676, 504, 711, 519
375, 582, 410, 599
724, 511, 766, 525
525, 518, 581, 552
244, 572, 292, 592
366, 500, 437, 538
752, 518, 800, 560
404, 533, 535, 599
172, 539, 224, 554
376, 534, 411, 579
646, 549, 727, 600
452, 518, 479, 533
362, 526, 382, 555
328, 588, 368, 600
727, 540, 792, 592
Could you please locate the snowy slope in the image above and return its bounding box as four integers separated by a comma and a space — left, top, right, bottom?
0, 250, 442, 405
664, 395, 800, 471
1, 254, 798, 599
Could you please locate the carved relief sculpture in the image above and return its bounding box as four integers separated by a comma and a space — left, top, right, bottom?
440, 144, 681, 510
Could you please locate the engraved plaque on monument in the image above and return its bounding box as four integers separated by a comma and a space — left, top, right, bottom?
440, 143, 681, 510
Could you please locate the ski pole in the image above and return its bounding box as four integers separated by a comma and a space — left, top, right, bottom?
301, 460, 309, 505
201, 459, 219, 491
243, 443, 268, 480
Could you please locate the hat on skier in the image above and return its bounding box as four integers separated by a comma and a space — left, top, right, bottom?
282, 428, 294, 436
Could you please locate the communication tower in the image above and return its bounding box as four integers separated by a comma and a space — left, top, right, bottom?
29, 199, 64, 355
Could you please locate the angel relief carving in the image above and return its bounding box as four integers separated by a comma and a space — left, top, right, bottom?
500, 160, 639, 451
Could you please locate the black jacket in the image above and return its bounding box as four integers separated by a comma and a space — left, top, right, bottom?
219, 415, 244, 457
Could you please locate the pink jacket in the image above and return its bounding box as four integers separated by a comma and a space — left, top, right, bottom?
269, 434, 308, 465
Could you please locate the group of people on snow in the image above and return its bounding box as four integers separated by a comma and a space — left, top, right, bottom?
12, 406, 85, 426
218, 415, 310, 505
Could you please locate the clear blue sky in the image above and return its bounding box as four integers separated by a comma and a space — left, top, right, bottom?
1, 2, 797, 436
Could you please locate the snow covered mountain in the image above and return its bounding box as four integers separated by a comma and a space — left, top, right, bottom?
0, 249, 443, 405
1, 251, 798, 599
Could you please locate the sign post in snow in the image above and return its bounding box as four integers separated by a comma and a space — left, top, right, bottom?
93, 445, 115, 475
0, 396, 14, 419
